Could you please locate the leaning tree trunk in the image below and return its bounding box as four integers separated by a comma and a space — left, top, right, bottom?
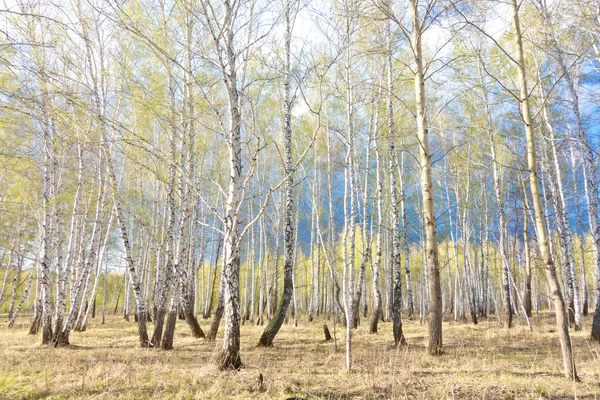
8, 272, 33, 328
105, 146, 149, 347
0, 244, 10, 306
511, 0, 577, 380
7, 254, 23, 320
79, 207, 114, 332
207, 260, 226, 341
534, 54, 582, 330
55, 157, 108, 346
536, 0, 600, 341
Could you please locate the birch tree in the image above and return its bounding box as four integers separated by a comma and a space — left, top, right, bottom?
510, 0, 577, 380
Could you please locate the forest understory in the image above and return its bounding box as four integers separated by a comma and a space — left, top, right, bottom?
2, 0, 600, 397
1, 312, 599, 400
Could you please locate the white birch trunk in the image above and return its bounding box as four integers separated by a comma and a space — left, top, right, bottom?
510, 0, 576, 379
408, 0, 442, 354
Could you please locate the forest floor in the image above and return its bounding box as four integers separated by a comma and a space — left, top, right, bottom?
0, 312, 599, 399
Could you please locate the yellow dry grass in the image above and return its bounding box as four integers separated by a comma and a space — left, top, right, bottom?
0, 312, 599, 399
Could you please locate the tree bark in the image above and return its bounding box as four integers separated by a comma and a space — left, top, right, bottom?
370, 90, 383, 334
511, 0, 577, 380
387, 21, 405, 346
408, 0, 442, 355
258, 0, 295, 347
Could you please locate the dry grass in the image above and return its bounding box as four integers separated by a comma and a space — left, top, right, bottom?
0, 312, 599, 399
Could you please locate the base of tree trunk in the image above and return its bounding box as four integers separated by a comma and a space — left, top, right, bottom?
161, 310, 177, 350
323, 324, 332, 341
150, 309, 167, 347
393, 324, 406, 347
257, 331, 274, 347
369, 308, 381, 334
136, 312, 150, 347
53, 318, 63, 340
207, 305, 224, 341
184, 309, 205, 338
568, 298, 575, 325
215, 349, 242, 371
29, 313, 41, 335
52, 326, 70, 347
470, 310, 478, 325
42, 324, 53, 345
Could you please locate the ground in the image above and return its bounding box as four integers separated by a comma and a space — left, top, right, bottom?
0, 312, 599, 399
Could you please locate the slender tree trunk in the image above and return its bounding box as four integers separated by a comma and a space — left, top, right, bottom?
408, 0, 442, 355
480, 65, 512, 328
0, 245, 11, 310
38, 96, 55, 345
387, 21, 405, 346
0, 266, 10, 311
370, 94, 383, 334
207, 256, 226, 341
511, 0, 577, 379
520, 177, 532, 318
243, 201, 253, 323
353, 114, 372, 329
79, 206, 114, 332
534, 55, 582, 330
535, 0, 600, 340
9, 272, 33, 328
205, 234, 222, 319
105, 150, 149, 346
325, 112, 343, 322
399, 149, 413, 319
258, 0, 296, 347
214, 5, 243, 368
309, 164, 317, 322
292, 203, 300, 327
8, 255, 23, 320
